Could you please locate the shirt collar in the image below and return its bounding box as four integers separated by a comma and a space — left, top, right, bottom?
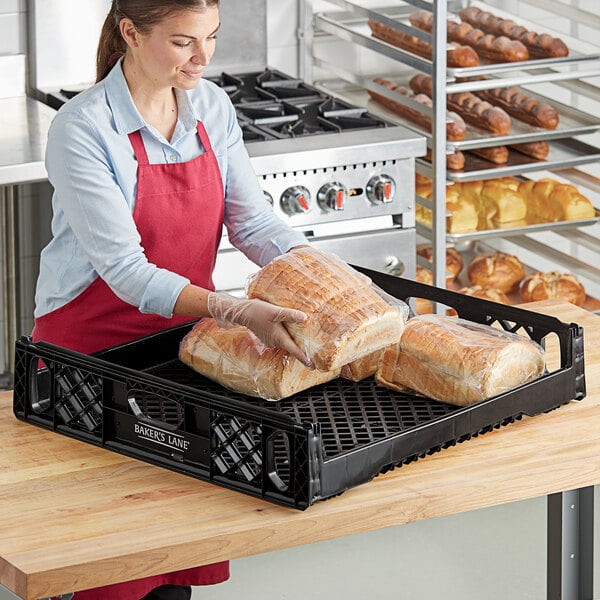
105, 60, 200, 136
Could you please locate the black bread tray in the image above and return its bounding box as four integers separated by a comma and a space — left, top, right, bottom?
12, 268, 586, 510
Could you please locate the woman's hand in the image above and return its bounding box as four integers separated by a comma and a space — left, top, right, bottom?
207, 292, 311, 366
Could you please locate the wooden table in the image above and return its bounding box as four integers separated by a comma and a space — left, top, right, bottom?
1, 300, 599, 600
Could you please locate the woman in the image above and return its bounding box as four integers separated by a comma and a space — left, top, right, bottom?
33, 1, 310, 598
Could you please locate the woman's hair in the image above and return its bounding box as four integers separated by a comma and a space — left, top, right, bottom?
96, 0, 220, 82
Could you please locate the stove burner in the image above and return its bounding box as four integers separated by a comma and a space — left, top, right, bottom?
207, 68, 325, 103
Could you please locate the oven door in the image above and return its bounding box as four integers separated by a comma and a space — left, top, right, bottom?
212, 227, 415, 295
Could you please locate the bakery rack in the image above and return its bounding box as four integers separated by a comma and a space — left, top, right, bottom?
299, 0, 600, 300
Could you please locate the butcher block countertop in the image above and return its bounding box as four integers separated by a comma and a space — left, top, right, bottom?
1, 299, 600, 600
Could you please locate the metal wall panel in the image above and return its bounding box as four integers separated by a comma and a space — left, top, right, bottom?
27, 0, 267, 92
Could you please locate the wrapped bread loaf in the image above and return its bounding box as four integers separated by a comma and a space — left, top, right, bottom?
341, 349, 385, 382
246, 247, 408, 371
376, 314, 545, 406
179, 319, 340, 401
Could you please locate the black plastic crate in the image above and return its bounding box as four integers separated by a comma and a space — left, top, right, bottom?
13, 269, 586, 509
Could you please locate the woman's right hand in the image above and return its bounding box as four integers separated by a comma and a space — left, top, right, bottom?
207, 292, 311, 366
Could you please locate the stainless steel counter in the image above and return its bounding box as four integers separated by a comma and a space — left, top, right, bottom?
0, 96, 55, 384
0, 96, 55, 186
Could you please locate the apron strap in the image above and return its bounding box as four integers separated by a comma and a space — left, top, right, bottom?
128, 130, 150, 165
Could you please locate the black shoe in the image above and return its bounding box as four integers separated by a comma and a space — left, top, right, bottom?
140, 585, 192, 600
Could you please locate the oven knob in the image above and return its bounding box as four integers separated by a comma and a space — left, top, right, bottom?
280, 186, 312, 215
263, 191, 274, 206
367, 175, 396, 204
317, 182, 347, 212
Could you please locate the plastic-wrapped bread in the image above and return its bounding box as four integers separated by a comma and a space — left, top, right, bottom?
341, 349, 386, 382
376, 314, 545, 406
179, 319, 340, 401
246, 247, 408, 372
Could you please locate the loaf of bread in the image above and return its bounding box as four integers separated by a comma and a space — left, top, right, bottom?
369, 78, 467, 141
467, 251, 526, 293
458, 285, 511, 305
368, 19, 480, 68
409, 10, 529, 63
458, 6, 569, 59
179, 319, 340, 401
473, 87, 559, 129
246, 247, 407, 372
417, 244, 464, 281
376, 314, 545, 406
409, 74, 512, 135
509, 141, 550, 160
520, 271, 586, 306
460, 178, 527, 227
416, 182, 479, 233
468, 145, 509, 164
340, 349, 385, 382
518, 178, 596, 222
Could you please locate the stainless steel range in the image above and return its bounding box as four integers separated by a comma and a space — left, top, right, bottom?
207, 69, 426, 294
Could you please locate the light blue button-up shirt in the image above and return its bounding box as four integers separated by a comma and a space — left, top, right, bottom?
35, 60, 306, 319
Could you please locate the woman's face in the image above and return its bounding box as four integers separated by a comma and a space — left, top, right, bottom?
123, 7, 220, 90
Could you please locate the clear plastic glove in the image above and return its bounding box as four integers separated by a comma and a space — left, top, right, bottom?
207, 292, 311, 366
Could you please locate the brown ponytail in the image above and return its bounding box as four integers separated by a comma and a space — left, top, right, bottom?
95, 0, 220, 83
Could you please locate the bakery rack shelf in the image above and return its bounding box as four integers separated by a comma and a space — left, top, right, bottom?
300, 0, 600, 296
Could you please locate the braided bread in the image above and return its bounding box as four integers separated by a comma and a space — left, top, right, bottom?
410, 74, 512, 135
458, 6, 569, 59
409, 10, 529, 63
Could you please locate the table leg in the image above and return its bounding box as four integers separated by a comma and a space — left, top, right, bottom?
0, 185, 19, 387
547, 487, 594, 600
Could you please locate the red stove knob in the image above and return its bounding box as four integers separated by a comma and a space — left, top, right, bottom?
367, 175, 396, 205
280, 186, 312, 215
317, 182, 347, 212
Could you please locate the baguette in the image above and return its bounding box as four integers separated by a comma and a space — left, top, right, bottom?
369, 78, 467, 141
468, 145, 509, 164
375, 314, 545, 406
246, 247, 407, 372
509, 141, 550, 160
458, 6, 569, 59
179, 319, 340, 401
410, 74, 512, 135
473, 87, 559, 129
368, 19, 479, 68
425, 147, 465, 171
409, 9, 529, 63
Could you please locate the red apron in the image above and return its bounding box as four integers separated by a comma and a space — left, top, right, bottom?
33, 121, 230, 599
